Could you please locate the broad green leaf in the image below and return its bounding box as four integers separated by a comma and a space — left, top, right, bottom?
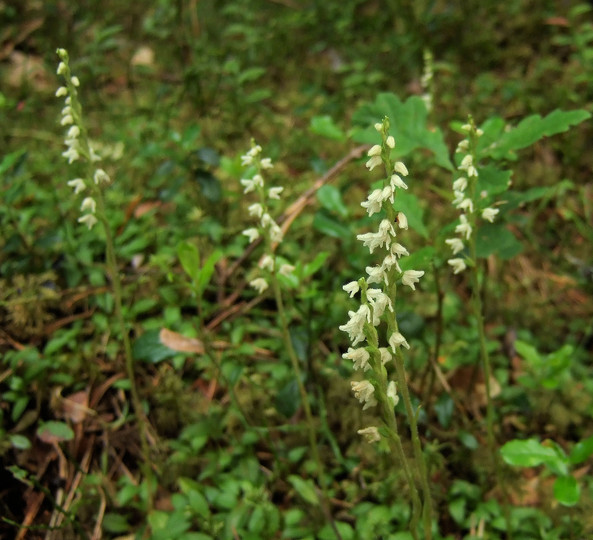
475, 223, 523, 260
275, 379, 300, 418
317, 185, 349, 217
178, 241, 200, 282
287, 475, 319, 505
102, 513, 130, 533
392, 191, 428, 238
37, 421, 74, 443
553, 475, 580, 506
500, 438, 557, 467
351, 93, 454, 170
197, 249, 222, 295
487, 109, 591, 160
310, 115, 346, 141
569, 435, 593, 465
476, 166, 512, 197
514, 340, 542, 364
313, 211, 352, 241
302, 251, 330, 277
134, 329, 178, 363
9, 434, 31, 450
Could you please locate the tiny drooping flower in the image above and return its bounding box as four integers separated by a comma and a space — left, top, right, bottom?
448, 258, 467, 275
249, 278, 269, 294
351, 380, 377, 410
358, 426, 381, 443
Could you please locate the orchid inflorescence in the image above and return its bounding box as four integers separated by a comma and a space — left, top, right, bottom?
446, 118, 500, 274
240, 142, 294, 294
56, 48, 110, 230
339, 117, 424, 443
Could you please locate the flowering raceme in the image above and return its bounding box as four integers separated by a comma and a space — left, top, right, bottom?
55, 48, 110, 230
339, 118, 425, 443
445, 119, 500, 274
240, 142, 294, 294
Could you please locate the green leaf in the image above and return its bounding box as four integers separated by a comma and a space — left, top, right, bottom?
435, 393, 454, 428
310, 115, 346, 141
302, 251, 330, 277
500, 438, 557, 467
9, 434, 31, 450
476, 166, 512, 197
553, 475, 580, 506
37, 421, 74, 442
275, 379, 300, 418
351, 93, 454, 170
317, 185, 349, 217
194, 169, 222, 202
475, 223, 523, 260
197, 249, 222, 295
569, 435, 593, 465
313, 211, 352, 241
134, 329, 178, 363
102, 513, 130, 533
458, 430, 479, 450
393, 191, 428, 238
287, 475, 319, 505
178, 241, 200, 282
487, 109, 591, 160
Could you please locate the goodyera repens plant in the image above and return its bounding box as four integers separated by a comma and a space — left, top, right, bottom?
55, 49, 155, 512
339, 118, 433, 539
446, 117, 499, 275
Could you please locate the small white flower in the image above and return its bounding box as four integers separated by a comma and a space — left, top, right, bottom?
457, 198, 474, 213
453, 177, 468, 192
367, 144, 382, 156
387, 381, 399, 407
482, 207, 499, 223
56, 48, 67, 57
394, 161, 409, 176
57, 62, 67, 76
445, 237, 464, 255
80, 197, 96, 213
358, 426, 381, 443
70, 76, 80, 87
389, 331, 410, 351
260, 158, 273, 169
67, 125, 80, 139
259, 255, 274, 272
62, 147, 79, 163
374, 122, 383, 132
56, 86, 68, 97
242, 228, 259, 243
249, 277, 269, 294
343, 347, 371, 371
248, 203, 264, 218
390, 174, 408, 190
78, 213, 98, 229
448, 258, 467, 274
461, 123, 471, 132
401, 269, 424, 291
240, 178, 256, 193
278, 263, 295, 277
343, 281, 360, 298
269, 224, 283, 243
456, 139, 469, 153
396, 212, 408, 230
386, 136, 395, 148
476, 128, 484, 137
379, 347, 392, 365
93, 169, 110, 184
67, 178, 86, 194
357, 220, 395, 254
252, 174, 264, 188
260, 213, 273, 228
339, 304, 371, 346
60, 114, 74, 125
455, 214, 472, 240
241, 154, 254, 166
391, 242, 409, 258
351, 380, 377, 410
365, 155, 382, 171
459, 154, 473, 171
365, 264, 388, 285
361, 189, 384, 217
268, 186, 283, 199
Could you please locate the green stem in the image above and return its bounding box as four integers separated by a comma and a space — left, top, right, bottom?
270, 275, 342, 540
393, 351, 433, 540
96, 191, 155, 515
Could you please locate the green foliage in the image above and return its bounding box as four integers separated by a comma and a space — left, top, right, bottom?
2, 2, 593, 539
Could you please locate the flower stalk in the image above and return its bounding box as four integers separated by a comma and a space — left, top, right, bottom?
340, 118, 433, 539
55, 49, 155, 514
